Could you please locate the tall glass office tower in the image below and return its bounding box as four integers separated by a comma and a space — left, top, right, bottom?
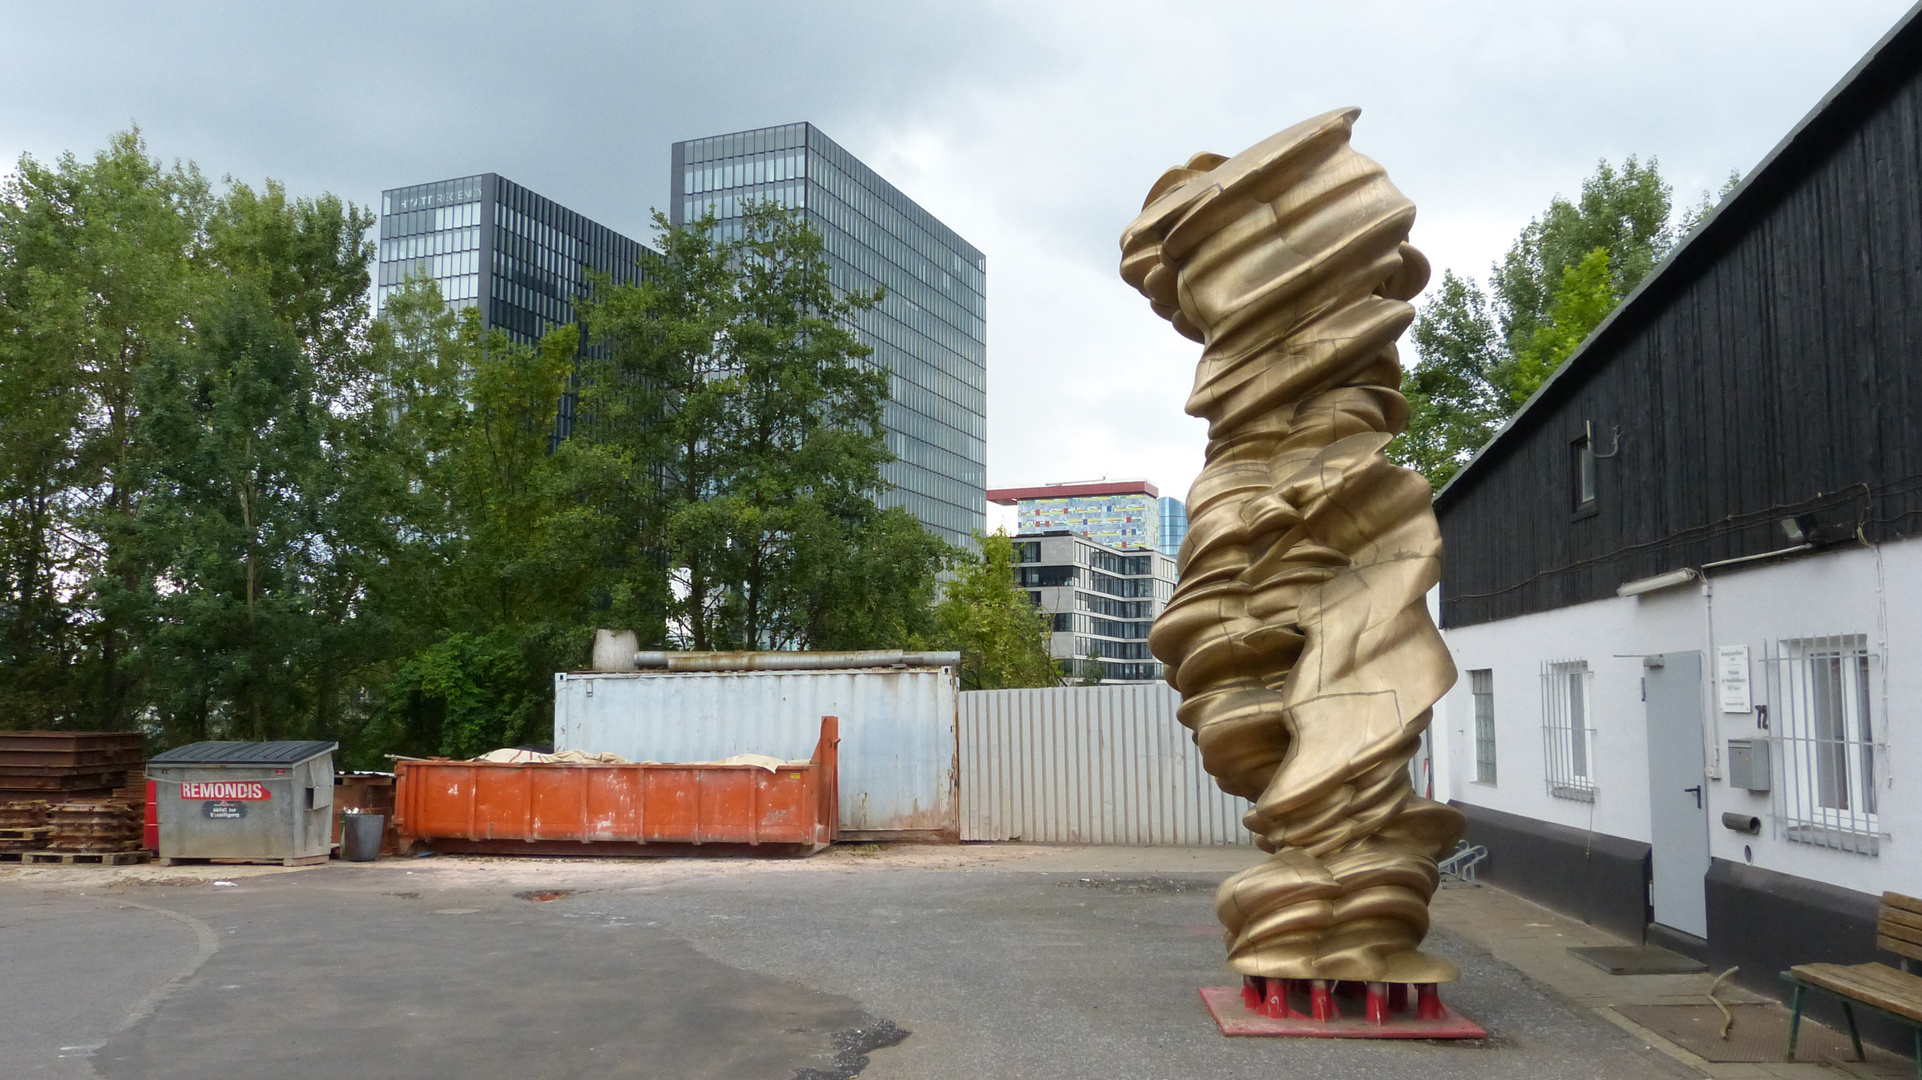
670, 123, 987, 546
375, 174, 652, 437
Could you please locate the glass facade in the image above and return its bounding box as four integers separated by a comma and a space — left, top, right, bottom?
376, 174, 651, 438
1157, 496, 1188, 557
671, 123, 987, 547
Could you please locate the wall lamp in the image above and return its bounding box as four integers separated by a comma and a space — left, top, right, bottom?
1779, 514, 1819, 544
1616, 568, 1701, 598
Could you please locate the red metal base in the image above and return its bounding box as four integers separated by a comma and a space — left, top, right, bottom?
1201, 980, 1488, 1039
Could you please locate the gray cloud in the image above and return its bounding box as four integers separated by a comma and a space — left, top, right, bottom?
1, 0, 1912, 499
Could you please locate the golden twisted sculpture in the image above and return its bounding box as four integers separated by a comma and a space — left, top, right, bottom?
1121, 108, 1463, 989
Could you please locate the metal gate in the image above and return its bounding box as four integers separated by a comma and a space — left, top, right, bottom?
959, 683, 1253, 845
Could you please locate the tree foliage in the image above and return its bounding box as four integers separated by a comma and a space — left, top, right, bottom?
1391, 158, 1740, 488
0, 133, 953, 761
933, 532, 1060, 692
577, 203, 949, 652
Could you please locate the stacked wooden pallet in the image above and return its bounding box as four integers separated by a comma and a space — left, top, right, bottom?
0, 731, 145, 804
0, 800, 52, 855
46, 801, 143, 852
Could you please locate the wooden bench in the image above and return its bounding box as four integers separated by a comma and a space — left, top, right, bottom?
1782, 891, 1922, 1077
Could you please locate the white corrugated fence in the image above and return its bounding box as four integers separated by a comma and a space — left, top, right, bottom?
959, 683, 1254, 845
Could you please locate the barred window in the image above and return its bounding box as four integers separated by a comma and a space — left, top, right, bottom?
1768, 635, 1880, 854
1541, 660, 1595, 801
1471, 669, 1496, 785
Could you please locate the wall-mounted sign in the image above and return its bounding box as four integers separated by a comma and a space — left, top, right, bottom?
202, 801, 247, 820
181, 781, 270, 800
1718, 645, 1752, 713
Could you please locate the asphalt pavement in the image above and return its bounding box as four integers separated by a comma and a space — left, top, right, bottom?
0, 846, 1700, 1080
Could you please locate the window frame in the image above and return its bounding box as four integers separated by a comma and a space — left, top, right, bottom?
1470, 668, 1497, 785
1768, 634, 1881, 853
1541, 659, 1596, 801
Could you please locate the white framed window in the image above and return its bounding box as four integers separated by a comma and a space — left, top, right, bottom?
1768, 635, 1880, 854
1471, 669, 1497, 785
1541, 660, 1595, 801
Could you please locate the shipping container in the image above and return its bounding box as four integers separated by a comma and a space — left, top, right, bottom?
395, 717, 839, 855
555, 666, 957, 840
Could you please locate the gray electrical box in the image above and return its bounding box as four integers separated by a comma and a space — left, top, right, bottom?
1727, 739, 1770, 792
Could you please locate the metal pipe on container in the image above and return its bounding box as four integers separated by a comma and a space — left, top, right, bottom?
631, 650, 959, 672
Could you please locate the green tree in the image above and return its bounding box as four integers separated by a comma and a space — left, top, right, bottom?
932, 532, 1060, 691
1392, 270, 1506, 487
354, 279, 598, 759
578, 202, 944, 651
1507, 247, 1618, 403
1391, 157, 1730, 488
0, 130, 211, 729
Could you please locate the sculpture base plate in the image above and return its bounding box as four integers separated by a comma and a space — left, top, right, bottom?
1199, 986, 1488, 1039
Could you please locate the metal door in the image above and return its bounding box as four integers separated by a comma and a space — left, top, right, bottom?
1644, 651, 1710, 937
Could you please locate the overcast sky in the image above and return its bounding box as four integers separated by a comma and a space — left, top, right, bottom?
2, 1, 1915, 505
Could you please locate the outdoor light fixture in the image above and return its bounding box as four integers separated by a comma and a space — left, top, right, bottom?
1779, 514, 1818, 544
1616, 568, 1700, 597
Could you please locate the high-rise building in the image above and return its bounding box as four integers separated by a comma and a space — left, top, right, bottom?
374, 174, 652, 438
988, 479, 1179, 682
1157, 495, 1188, 558
1012, 531, 1175, 683
989, 480, 1161, 551
671, 123, 987, 546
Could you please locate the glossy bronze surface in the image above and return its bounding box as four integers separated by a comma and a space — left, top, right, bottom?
1121, 108, 1463, 983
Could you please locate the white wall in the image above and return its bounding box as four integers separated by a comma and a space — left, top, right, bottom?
1434, 536, 1920, 898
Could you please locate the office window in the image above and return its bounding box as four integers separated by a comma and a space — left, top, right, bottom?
1471, 669, 1496, 785
1540, 660, 1594, 801
1769, 634, 1879, 854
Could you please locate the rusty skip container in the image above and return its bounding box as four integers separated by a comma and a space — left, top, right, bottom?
393, 717, 839, 855
554, 665, 958, 840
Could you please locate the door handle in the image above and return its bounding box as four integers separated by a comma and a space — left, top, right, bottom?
1684, 785, 1703, 810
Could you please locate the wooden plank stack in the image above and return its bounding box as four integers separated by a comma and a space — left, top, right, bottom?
0, 800, 52, 855
1, 733, 150, 861
0, 731, 146, 804
45, 801, 143, 853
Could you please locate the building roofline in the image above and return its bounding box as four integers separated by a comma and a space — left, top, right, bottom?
988, 479, 1160, 504
1432, 0, 1922, 511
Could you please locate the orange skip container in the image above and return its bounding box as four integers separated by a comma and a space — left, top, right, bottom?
393, 716, 839, 856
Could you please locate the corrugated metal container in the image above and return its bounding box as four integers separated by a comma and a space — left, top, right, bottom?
395, 718, 839, 855
146, 741, 336, 865
556, 667, 956, 840
959, 683, 1254, 846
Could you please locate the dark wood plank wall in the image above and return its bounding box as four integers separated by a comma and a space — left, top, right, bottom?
1437, 47, 1922, 629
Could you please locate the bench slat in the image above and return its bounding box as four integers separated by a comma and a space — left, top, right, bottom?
1883, 892, 1922, 918
1883, 907, 1922, 935
1791, 962, 1922, 1023
1877, 934, 1922, 965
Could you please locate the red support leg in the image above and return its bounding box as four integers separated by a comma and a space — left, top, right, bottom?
1243, 975, 1264, 1012
1263, 978, 1296, 1019
1417, 983, 1445, 1021
1366, 981, 1389, 1025
1310, 979, 1339, 1022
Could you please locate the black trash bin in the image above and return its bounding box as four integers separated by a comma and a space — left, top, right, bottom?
341, 812, 384, 862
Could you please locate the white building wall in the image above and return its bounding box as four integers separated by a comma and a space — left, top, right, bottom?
1434, 536, 1920, 899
